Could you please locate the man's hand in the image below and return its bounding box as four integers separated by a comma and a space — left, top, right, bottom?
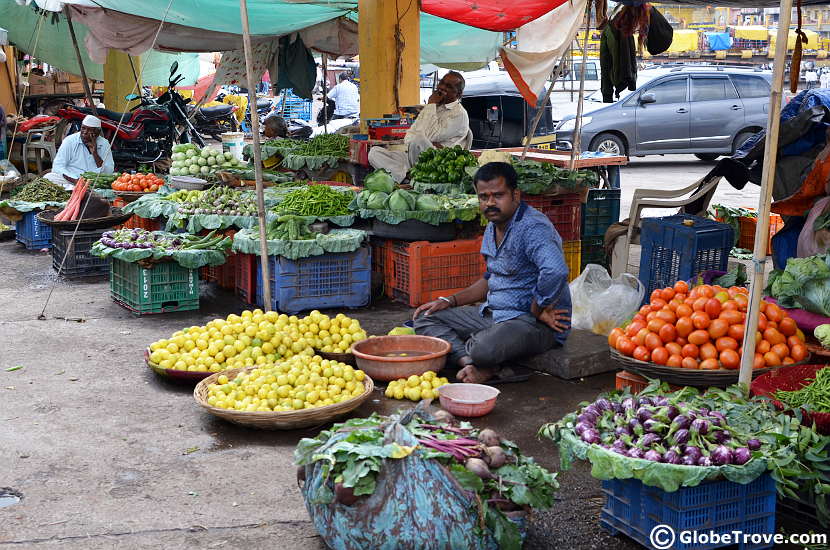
532, 302, 570, 332
412, 299, 450, 320
427, 90, 443, 105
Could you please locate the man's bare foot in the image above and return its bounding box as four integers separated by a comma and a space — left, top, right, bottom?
457, 365, 496, 384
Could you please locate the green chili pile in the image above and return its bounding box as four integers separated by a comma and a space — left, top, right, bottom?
775, 367, 830, 413
11, 178, 71, 202
275, 185, 353, 217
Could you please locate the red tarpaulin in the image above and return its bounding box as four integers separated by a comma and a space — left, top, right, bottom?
421, 0, 566, 31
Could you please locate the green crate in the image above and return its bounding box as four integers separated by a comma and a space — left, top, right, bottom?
109, 258, 199, 315
581, 236, 609, 271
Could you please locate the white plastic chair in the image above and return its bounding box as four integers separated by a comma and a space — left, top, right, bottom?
611, 175, 722, 277
22, 123, 60, 177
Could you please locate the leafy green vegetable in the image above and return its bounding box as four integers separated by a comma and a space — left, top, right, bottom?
364, 170, 395, 193
388, 189, 416, 211
366, 191, 389, 210
415, 194, 441, 211
713, 264, 748, 287
765, 254, 830, 316
816, 325, 830, 348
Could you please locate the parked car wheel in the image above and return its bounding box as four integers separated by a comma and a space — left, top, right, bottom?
732, 131, 756, 154
694, 153, 719, 161
589, 133, 626, 156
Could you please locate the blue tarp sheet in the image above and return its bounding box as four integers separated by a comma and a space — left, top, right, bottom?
705, 33, 733, 51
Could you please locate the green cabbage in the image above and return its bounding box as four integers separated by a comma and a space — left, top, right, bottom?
388, 189, 416, 211
366, 191, 389, 210
765, 254, 830, 316
415, 194, 441, 211
815, 324, 830, 348
355, 190, 371, 209
364, 169, 395, 193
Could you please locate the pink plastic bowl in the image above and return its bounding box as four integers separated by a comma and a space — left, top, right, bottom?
437, 383, 500, 417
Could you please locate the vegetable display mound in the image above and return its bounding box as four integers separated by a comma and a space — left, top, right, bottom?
206, 355, 368, 412
512, 160, 598, 195
111, 172, 164, 193
164, 189, 202, 204
409, 145, 478, 184
774, 366, 830, 413
81, 171, 118, 190
296, 410, 558, 550
609, 281, 807, 370
266, 214, 315, 241
99, 228, 230, 252
176, 186, 257, 217
169, 143, 243, 177
11, 178, 70, 203
766, 254, 830, 317
275, 184, 353, 218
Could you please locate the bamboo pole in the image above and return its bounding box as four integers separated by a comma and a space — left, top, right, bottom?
738, 0, 793, 386
322, 53, 329, 134
239, 0, 272, 311
64, 7, 97, 115
569, 10, 592, 170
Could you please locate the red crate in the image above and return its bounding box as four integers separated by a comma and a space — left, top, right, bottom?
368, 125, 409, 140
121, 214, 162, 231
738, 214, 784, 256
523, 192, 582, 241
235, 252, 257, 304
384, 237, 486, 307
615, 370, 681, 394
202, 253, 237, 290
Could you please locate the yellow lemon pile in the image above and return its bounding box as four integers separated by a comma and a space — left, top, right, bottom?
384, 371, 449, 401
305, 312, 368, 354
205, 354, 367, 412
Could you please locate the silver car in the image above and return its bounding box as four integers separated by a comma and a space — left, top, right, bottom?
554, 66, 772, 161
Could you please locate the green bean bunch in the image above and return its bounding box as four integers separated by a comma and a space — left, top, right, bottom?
12, 178, 71, 202
775, 367, 830, 413
276, 184, 353, 217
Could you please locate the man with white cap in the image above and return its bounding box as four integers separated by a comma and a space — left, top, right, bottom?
44, 115, 114, 189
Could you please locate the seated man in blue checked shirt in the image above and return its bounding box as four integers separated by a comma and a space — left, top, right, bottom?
413, 162, 571, 384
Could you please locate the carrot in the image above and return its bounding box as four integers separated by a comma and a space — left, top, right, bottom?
57, 180, 85, 220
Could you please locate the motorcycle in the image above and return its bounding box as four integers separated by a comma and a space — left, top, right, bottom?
188, 102, 238, 140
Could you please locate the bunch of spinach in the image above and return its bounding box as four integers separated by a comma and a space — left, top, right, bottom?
765, 255, 830, 316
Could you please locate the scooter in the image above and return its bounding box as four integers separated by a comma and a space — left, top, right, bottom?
188, 103, 238, 140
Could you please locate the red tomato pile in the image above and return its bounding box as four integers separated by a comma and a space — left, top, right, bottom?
608, 281, 807, 370
111, 172, 163, 193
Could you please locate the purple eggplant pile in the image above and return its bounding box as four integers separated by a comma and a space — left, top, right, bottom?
98, 228, 231, 252
574, 395, 762, 466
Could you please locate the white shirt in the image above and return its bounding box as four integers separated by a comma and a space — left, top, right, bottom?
404, 100, 470, 148
328, 80, 360, 116
821, 72, 830, 89
806, 71, 818, 83
52, 132, 114, 180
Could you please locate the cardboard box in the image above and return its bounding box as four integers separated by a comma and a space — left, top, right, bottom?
54, 71, 71, 83
28, 74, 54, 95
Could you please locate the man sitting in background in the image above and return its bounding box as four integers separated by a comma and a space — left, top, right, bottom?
44, 115, 113, 189
368, 71, 471, 183
328, 72, 360, 119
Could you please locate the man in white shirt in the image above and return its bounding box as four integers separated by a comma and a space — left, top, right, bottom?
821, 69, 830, 90
44, 115, 114, 189
328, 73, 360, 119
368, 71, 471, 183
806, 69, 819, 89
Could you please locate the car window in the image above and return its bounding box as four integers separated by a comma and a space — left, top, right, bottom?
646, 78, 688, 104
691, 77, 738, 101
730, 75, 770, 98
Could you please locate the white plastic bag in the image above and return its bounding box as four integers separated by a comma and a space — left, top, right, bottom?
569, 264, 645, 335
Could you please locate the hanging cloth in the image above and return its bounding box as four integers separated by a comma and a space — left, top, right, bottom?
421, 0, 568, 32
271, 35, 316, 100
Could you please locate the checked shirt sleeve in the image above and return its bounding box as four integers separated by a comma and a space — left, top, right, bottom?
526, 222, 569, 309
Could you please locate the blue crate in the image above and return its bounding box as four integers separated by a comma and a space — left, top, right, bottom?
601, 475, 776, 550
582, 188, 621, 238
278, 89, 312, 121
639, 214, 733, 299
255, 247, 371, 314
15, 210, 52, 249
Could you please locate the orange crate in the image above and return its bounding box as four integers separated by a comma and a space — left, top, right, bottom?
522, 192, 582, 241
384, 237, 486, 307
235, 253, 257, 304
121, 214, 162, 231
738, 214, 784, 255
202, 253, 237, 289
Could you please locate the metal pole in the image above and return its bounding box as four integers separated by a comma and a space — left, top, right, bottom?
570, 9, 592, 170
64, 7, 98, 115
239, 0, 272, 311
738, 0, 793, 387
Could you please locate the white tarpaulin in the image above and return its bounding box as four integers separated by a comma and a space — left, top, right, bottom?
500, 0, 587, 105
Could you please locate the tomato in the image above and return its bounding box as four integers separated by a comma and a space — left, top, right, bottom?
656, 309, 677, 325
661, 288, 676, 301
790, 344, 807, 362
691, 311, 711, 330
650, 298, 667, 312
705, 298, 722, 319
719, 310, 743, 326
757, 313, 768, 332
765, 303, 783, 323
763, 351, 782, 367
700, 358, 721, 370
719, 349, 740, 369
639, 305, 652, 317
753, 353, 766, 369
681, 356, 699, 369
796, 329, 806, 342
646, 312, 657, 322
634, 328, 651, 347
675, 337, 688, 347
688, 330, 710, 346
650, 289, 663, 303
763, 328, 786, 346
667, 299, 682, 312
721, 299, 739, 311
681, 343, 700, 358
626, 321, 645, 338
734, 293, 749, 310
693, 297, 708, 312
666, 342, 683, 356
698, 285, 715, 298
708, 318, 729, 339
728, 323, 745, 341
714, 291, 730, 303
787, 335, 803, 349
674, 280, 689, 294
676, 304, 693, 319
633, 346, 651, 362
667, 354, 683, 368
676, 317, 694, 338
757, 340, 771, 354
608, 328, 624, 348
771, 343, 789, 359
617, 337, 635, 356
651, 347, 669, 365
659, 323, 677, 344
633, 314, 646, 324
759, 300, 768, 313
644, 332, 663, 351
768, 321, 778, 331
783, 357, 796, 365
715, 337, 739, 352
778, 317, 797, 337
699, 342, 718, 360
647, 318, 667, 333
149, 184, 159, 192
